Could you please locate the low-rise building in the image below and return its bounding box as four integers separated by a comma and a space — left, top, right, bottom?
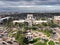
13, 20, 25, 24
54, 16, 60, 24
33, 20, 47, 24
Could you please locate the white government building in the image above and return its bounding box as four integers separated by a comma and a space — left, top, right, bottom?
13, 14, 47, 26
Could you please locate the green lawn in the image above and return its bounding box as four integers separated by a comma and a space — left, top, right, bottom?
34, 39, 48, 45
34, 42, 47, 45
40, 29, 51, 37
48, 41, 55, 45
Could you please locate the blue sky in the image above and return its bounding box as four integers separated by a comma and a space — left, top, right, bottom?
0, 0, 60, 7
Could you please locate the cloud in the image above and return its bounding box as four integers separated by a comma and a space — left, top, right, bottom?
0, 0, 60, 7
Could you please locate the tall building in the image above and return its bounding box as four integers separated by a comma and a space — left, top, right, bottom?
26, 14, 34, 26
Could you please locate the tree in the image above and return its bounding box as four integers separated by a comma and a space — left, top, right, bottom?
23, 37, 29, 44
42, 22, 48, 26
15, 31, 26, 45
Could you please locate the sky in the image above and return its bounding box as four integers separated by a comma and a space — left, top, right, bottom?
0, 0, 60, 12
0, 0, 60, 7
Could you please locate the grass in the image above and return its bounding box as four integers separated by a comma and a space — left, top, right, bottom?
34, 41, 47, 45
44, 30, 51, 37
8, 33, 12, 37
29, 38, 40, 44
40, 29, 51, 37
34, 42, 47, 45
48, 41, 55, 45
34, 39, 48, 45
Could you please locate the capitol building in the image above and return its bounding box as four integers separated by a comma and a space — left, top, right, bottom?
13, 14, 47, 26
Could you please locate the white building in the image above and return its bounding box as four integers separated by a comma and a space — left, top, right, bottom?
13, 20, 25, 24
34, 20, 47, 24
13, 14, 47, 26
54, 16, 60, 24
54, 16, 60, 20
